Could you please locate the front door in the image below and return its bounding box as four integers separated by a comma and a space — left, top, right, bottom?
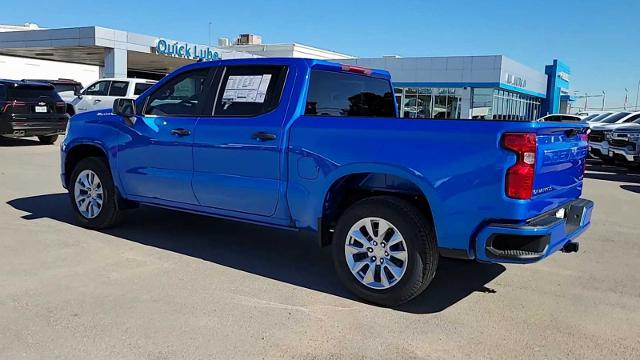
192, 64, 291, 216
74, 80, 111, 112
117, 68, 212, 204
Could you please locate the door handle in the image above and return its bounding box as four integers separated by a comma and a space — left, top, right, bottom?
251, 132, 277, 141
170, 128, 191, 137
93, 99, 101, 103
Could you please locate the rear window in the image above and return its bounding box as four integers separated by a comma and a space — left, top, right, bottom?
5, 86, 60, 99
305, 70, 395, 117
134, 82, 154, 96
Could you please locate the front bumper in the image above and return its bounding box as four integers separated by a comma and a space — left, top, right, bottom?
588, 141, 609, 158
608, 146, 639, 162
475, 198, 593, 264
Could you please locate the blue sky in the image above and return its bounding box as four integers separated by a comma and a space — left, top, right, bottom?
2, 0, 639, 109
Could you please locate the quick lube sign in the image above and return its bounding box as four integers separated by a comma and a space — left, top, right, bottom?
155, 39, 221, 61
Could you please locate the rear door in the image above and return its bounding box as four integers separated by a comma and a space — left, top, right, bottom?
117, 68, 212, 204
191, 64, 291, 216
103, 80, 130, 109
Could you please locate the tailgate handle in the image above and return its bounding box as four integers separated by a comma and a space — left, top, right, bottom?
565, 129, 579, 137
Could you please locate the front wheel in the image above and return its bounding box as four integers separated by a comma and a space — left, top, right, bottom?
37, 135, 58, 144
331, 196, 438, 306
69, 157, 123, 229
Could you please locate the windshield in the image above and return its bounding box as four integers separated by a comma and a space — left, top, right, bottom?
599, 112, 631, 124
580, 114, 599, 122
589, 112, 613, 122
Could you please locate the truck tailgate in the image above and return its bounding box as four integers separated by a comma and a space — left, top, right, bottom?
534, 127, 588, 200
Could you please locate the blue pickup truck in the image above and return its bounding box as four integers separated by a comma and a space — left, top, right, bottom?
61, 58, 593, 306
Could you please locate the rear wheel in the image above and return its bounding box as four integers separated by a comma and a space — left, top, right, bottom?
69, 157, 123, 229
37, 135, 58, 144
331, 196, 438, 306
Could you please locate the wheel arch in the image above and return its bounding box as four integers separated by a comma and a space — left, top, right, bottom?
316, 163, 441, 248
63, 142, 110, 188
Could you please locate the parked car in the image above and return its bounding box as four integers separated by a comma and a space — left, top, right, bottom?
71, 78, 156, 113
607, 121, 640, 166
537, 114, 582, 122
23, 78, 82, 116
588, 112, 640, 162
583, 112, 614, 123
61, 58, 593, 306
0, 80, 68, 144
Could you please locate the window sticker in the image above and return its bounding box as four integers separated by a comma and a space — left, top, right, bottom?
222, 74, 272, 104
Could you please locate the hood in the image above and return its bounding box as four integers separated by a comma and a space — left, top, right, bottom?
611, 123, 640, 133
590, 123, 627, 131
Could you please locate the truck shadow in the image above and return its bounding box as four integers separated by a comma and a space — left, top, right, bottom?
7, 193, 505, 314
0, 137, 44, 147
620, 184, 640, 194
585, 160, 640, 184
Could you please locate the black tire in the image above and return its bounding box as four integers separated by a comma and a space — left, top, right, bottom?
331, 196, 438, 306
37, 135, 58, 144
68, 157, 123, 229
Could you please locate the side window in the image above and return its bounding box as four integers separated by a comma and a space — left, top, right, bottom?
108, 81, 129, 97
134, 82, 154, 96
144, 69, 209, 116
213, 65, 287, 117
84, 81, 110, 96
305, 70, 395, 117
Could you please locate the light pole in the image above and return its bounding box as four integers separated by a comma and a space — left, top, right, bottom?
624, 88, 629, 110
584, 92, 588, 110
636, 80, 640, 111
602, 90, 606, 110
208, 21, 212, 46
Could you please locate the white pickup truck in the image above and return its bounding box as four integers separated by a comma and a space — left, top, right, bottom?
71, 78, 156, 113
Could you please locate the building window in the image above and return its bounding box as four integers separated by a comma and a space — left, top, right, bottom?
394, 87, 462, 119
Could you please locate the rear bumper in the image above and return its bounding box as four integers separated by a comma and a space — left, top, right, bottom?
475, 198, 593, 264
608, 146, 639, 162
0, 119, 67, 137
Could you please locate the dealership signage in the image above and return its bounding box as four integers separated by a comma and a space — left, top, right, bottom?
155, 39, 221, 61
505, 73, 527, 88
558, 71, 570, 82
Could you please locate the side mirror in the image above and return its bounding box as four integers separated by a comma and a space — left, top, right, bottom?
113, 98, 136, 118
74, 87, 82, 96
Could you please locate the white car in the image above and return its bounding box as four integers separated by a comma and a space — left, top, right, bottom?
71, 78, 156, 113
537, 114, 582, 122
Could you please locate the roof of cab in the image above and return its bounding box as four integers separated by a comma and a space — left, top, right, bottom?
175, 57, 392, 79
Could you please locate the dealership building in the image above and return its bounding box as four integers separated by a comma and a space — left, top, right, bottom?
0, 23, 572, 118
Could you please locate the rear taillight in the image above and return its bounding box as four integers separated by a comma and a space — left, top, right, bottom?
502, 132, 537, 200
56, 101, 66, 113
340, 64, 372, 75
580, 131, 588, 176
0, 100, 26, 112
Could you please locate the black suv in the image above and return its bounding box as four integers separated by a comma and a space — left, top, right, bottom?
0, 80, 69, 144
24, 78, 82, 116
